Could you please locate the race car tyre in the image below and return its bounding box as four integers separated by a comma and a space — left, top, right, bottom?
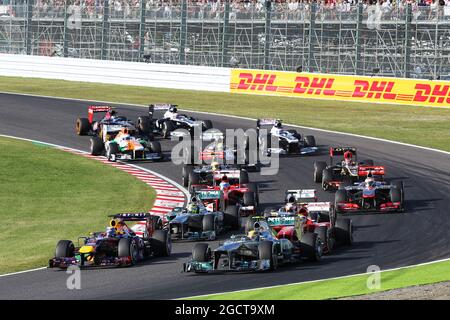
152, 229, 171, 257
247, 182, 259, 204
243, 191, 256, 207
322, 168, 334, 190
162, 120, 176, 139
182, 165, 194, 187
106, 142, 120, 161
361, 159, 374, 166
335, 218, 353, 245
188, 171, 201, 193
90, 137, 104, 156
137, 116, 151, 135
224, 204, 239, 230
304, 135, 316, 147
390, 182, 404, 211
149, 141, 162, 155
192, 243, 210, 262
184, 145, 200, 165
202, 214, 215, 232
334, 190, 347, 213
258, 241, 277, 271
118, 238, 138, 264
300, 232, 322, 262
314, 226, 333, 255
76, 117, 90, 135
314, 161, 327, 183
239, 170, 249, 184
201, 120, 213, 131
259, 133, 272, 152
55, 240, 75, 258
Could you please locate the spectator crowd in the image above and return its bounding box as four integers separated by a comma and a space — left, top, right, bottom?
1, 0, 450, 21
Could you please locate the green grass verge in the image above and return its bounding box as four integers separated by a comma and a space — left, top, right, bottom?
1, 76, 449, 152
0, 137, 156, 274
187, 259, 450, 300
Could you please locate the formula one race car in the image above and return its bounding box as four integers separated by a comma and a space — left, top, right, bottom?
49, 213, 171, 269
313, 147, 385, 191
335, 176, 405, 214
255, 119, 318, 156
76, 105, 151, 138
260, 192, 353, 254
166, 197, 227, 241
197, 129, 258, 170
183, 219, 322, 273
90, 127, 163, 161
187, 169, 259, 227
148, 104, 213, 138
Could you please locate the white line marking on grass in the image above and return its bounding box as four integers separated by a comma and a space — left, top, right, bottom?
0, 134, 188, 277
178, 257, 450, 300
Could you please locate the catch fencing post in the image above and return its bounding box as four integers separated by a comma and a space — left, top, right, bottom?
101, 0, 110, 60
63, 0, 69, 58
263, 0, 272, 70
404, 4, 412, 78
355, 2, 363, 75
25, 0, 33, 55
221, 0, 230, 67
308, 2, 316, 72
179, 0, 188, 65
139, 0, 147, 61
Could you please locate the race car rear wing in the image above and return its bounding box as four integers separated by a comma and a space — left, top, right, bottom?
329, 147, 357, 164
285, 189, 317, 203
305, 202, 332, 213
213, 170, 241, 180
109, 212, 156, 221
256, 118, 279, 129
195, 189, 223, 200
88, 105, 113, 123
148, 104, 176, 120
201, 129, 224, 141
358, 166, 385, 177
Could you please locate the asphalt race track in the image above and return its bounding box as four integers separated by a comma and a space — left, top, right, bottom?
0, 92, 449, 300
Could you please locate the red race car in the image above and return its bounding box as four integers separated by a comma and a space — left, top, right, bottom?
189, 169, 259, 229
260, 189, 353, 254
313, 147, 385, 191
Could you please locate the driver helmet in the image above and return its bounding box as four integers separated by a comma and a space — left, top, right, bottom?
365, 176, 376, 187
285, 202, 297, 213
169, 106, 178, 113
219, 175, 230, 190
106, 227, 116, 238
216, 141, 224, 151
188, 203, 200, 214
274, 120, 283, 128
298, 206, 309, 217
211, 161, 220, 171
343, 151, 353, 165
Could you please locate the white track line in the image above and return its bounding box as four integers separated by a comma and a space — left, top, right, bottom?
1, 91, 449, 156
1, 92, 449, 289
0, 134, 188, 278
179, 257, 450, 300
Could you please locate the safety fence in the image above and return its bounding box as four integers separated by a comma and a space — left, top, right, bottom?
0, 1, 449, 80
1, 52, 449, 107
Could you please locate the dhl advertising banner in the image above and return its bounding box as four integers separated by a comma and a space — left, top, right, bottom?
230, 69, 450, 108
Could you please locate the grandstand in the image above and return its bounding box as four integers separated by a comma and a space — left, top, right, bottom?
0, 0, 449, 79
